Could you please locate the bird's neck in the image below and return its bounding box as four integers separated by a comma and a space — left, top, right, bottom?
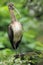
9, 9, 16, 22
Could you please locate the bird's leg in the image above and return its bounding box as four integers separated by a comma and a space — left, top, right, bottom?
17, 44, 21, 58
14, 43, 18, 55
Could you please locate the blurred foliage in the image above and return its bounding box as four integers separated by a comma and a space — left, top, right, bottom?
0, 0, 43, 65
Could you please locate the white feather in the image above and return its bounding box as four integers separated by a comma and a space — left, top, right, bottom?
11, 21, 22, 43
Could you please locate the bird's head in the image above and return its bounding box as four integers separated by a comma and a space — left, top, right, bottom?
8, 2, 21, 17
8, 2, 14, 10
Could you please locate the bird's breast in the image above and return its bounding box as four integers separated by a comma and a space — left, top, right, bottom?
11, 22, 23, 43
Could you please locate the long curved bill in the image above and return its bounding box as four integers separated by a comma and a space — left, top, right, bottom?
14, 7, 21, 17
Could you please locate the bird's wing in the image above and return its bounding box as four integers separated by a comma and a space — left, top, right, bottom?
8, 25, 15, 49
8, 26, 13, 43
15, 35, 22, 49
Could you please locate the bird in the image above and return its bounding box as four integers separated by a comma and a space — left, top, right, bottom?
8, 2, 23, 49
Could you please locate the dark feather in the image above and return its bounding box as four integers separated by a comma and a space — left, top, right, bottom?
15, 36, 22, 49
8, 25, 22, 49
8, 26, 15, 49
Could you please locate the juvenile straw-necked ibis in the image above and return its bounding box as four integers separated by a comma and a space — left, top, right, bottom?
8, 2, 23, 49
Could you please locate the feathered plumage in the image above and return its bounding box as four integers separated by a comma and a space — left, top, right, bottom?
8, 2, 23, 49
